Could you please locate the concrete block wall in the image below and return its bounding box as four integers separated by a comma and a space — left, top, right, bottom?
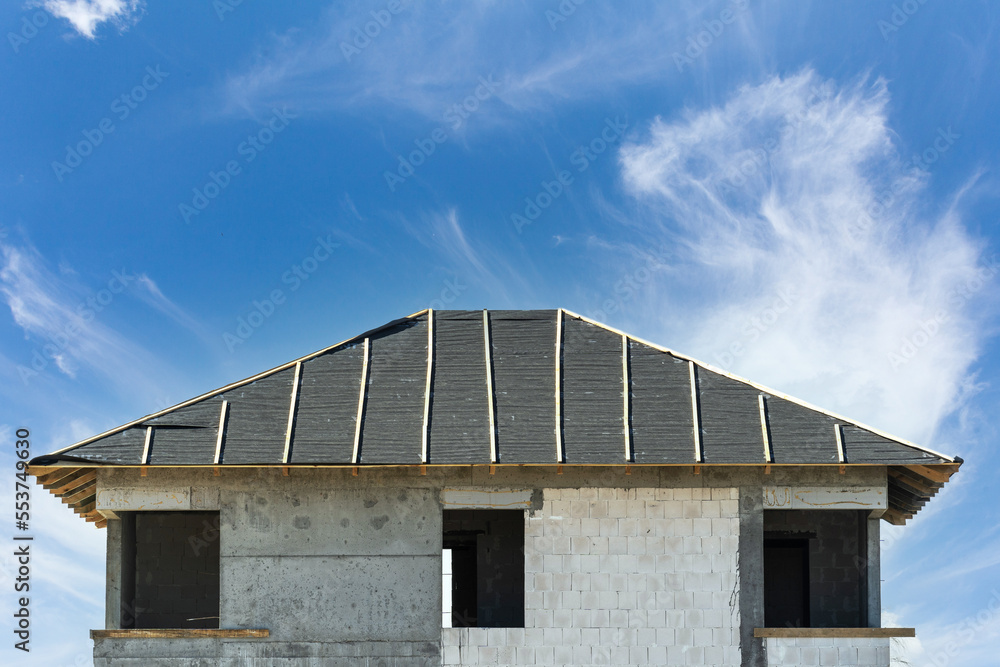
764, 637, 890, 666
94, 466, 888, 666
441, 486, 741, 666
219, 485, 441, 645
98, 471, 444, 666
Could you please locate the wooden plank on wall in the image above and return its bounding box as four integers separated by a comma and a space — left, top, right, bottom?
91, 629, 270, 639
754, 627, 914, 639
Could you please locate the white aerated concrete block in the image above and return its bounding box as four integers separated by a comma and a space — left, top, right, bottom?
442, 485, 742, 666
764, 637, 890, 667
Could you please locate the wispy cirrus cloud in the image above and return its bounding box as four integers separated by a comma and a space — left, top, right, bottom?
402, 208, 538, 307
132, 274, 215, 345
35, 0, 144, 39
0, 240, 197, 394
218, 2, 753, 122
615, 69, 992, 447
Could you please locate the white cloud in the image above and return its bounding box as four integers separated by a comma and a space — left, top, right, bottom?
404, 208, 538, 307
38, 0, 144, 40
427, 209, 502, 294
885, 598, 1000, 667
610, 67, 1000, 666
0, 421, 104, 667
0, 240, 191, 399
616, 69, 991, 447
133, 273, 215, 345
217, 3, 752, 121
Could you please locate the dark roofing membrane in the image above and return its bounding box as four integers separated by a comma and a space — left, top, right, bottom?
32, 309, 960, 523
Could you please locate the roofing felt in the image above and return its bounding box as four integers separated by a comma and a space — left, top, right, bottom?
30, 309, 960, 526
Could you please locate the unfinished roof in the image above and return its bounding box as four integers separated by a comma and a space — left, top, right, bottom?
30, 309, 960, 525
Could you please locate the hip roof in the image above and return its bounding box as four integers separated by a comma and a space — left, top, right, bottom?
29, 309, 960, 526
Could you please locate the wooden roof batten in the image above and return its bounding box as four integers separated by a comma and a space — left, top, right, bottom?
759, 394, 773, 465
483, 309, 498, 465
351, 338, 371, 465
554, 308, 565, 464
213, 400, 229, 466
621, 334, 633, 464
28, 308, 961, 527
689, 360, 703, 465
421, 309, 434, 465
282, 362, 303, 465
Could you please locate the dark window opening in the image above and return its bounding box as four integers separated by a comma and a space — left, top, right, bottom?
442, 509, 524, 628
120, 511, 220, 629
764, 538, 810, 628
763, 510, 870, 628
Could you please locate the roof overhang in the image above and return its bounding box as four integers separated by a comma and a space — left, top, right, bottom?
28, 460, 961, 529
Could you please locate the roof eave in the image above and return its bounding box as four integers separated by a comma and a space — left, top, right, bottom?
29, 459, 961, 529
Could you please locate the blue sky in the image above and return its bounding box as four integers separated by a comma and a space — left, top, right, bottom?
2, 1, 999, 664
